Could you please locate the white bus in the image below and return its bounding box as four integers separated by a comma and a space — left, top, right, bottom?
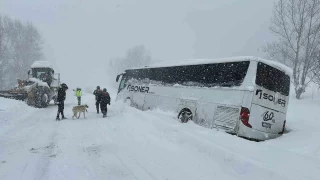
115, 56, 292, 141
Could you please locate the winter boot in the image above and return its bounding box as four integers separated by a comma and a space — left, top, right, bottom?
56, 112, 60, 121
61, 113, 67, 120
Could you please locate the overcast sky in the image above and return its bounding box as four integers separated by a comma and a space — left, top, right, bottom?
0, 0, 277, 89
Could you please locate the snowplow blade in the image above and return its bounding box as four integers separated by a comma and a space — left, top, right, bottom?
0, 90, 28, 101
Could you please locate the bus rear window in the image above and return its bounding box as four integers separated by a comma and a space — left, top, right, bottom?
256, 62, 290, 96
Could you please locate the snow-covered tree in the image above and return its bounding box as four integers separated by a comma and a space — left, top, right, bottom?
264, 0, 320, 99
109, 45, 152, 75
0, 14, 44, 89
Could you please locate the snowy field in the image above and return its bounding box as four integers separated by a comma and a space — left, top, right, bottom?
1, 86, 320, 180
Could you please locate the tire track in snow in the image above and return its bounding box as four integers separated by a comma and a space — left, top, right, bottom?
49, 114, 139, 180
25, 106, 60, 180
45, 103, 102, 180
103, 112, 162, 180
86, 115, 164, 180
35, 131, 58, 180
0, 103, 61, 180
19, 162, 29, 180
94, 118, 140, 180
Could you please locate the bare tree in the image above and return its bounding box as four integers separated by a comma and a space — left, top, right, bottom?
264, 0, 320, 99
0, 14, 44, 89
0, 15, 4, 88
109, 45, 152, 75
108, 57, 126, 75
11, 21, 44, 79
0, 15, 11, 89
125, 45, 151, 68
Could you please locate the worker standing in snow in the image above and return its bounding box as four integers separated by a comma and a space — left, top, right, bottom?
100, 88, 111, 118
56, 83, 68, 120
73, 88, 82, 105
93, 86, 102, 114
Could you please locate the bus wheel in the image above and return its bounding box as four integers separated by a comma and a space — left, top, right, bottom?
178, 109, 193, 123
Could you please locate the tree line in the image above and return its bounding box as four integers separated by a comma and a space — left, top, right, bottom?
0, 14, 44, 90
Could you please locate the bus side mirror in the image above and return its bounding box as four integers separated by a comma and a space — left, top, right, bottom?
116, 74, 120, 82
28, 70, 30, 75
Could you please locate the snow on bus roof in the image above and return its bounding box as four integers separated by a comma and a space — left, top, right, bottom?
30, 61, 53, 69
134, 56, 293, 76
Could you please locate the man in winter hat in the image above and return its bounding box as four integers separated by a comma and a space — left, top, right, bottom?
100, 88, 111, 118
93, 86, 102, 113
56, 83, 68, 120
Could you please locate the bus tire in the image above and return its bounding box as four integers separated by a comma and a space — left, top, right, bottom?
178, 108, 193, 123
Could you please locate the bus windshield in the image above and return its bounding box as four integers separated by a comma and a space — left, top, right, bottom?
255, 62, 290, 96
118, 75, 129, 93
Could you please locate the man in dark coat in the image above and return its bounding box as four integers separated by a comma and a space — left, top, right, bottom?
93, 86, 102, 113
56, 83, 68, 120
100, 88, 111, 118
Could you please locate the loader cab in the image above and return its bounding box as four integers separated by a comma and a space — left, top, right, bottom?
29, 67, 54, 86
29, 61, 60, 88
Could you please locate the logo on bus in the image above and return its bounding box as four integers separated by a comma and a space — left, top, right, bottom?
262, 111, 275, 123
127, 85, 150, 93
255, 89, 286, 107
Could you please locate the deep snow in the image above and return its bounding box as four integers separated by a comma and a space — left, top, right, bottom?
0, 85, 320, 180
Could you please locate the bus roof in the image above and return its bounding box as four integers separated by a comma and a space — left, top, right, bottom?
132, 56, 293, 76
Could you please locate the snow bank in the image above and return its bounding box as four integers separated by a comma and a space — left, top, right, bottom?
0, 97, 36, 131
0, 97, 24, 111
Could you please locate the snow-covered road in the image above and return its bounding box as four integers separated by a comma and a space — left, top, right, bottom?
1, 90, 320, 180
